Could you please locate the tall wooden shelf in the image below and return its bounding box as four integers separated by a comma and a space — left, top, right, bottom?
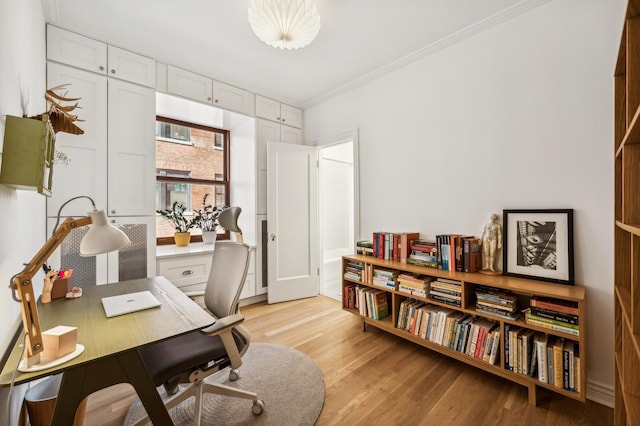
342, 254, 586, 406
614, 1, 640, 424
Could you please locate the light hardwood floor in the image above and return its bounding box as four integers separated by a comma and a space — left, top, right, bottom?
81, 295, 613, 425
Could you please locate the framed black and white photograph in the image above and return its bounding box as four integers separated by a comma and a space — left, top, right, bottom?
503, 209, 574, 285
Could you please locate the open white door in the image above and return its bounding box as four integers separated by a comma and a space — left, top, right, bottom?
267, 142, 318, 303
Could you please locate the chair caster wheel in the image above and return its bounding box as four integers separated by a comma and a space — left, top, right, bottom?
229, 369, 240, 381
252, 399, 265, 415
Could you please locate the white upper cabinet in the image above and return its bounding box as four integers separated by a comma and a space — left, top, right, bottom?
107, 45, 156, 88
255, 95, 302, 129
213, 80, 252, 115
167, 65, 252, 115
47, 25, 155, 88
47, 25, 107, 74
167, 65, 212, 104
107, 79, 156, 216
47, 62, 108, 217
255, 119, 303, 214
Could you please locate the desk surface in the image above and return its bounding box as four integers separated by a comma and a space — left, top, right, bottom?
0, 276, 215, 385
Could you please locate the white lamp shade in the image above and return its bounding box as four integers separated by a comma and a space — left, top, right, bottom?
248, 0, 321, 50
80, 210, 131, 256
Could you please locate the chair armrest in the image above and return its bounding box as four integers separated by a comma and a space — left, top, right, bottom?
200, 313, 244, 335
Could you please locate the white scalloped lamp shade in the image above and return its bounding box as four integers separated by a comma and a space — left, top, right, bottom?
80, 210, 131, 256
248, 0, 321, 50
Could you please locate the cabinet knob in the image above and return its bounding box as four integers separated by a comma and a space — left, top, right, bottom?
111, 69, 116, 74
111, 210, 116, 214
99, 66, 105, 71
182, 270, 194, 276
277, 117, 281, 121
214, 99, 219, 103
270, 233, 276, 242
111, 220, 116, 224
207, 97, 212, 101
282, 118, 286, 122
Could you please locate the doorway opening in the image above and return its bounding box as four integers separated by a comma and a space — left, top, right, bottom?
318, 134, 358, 301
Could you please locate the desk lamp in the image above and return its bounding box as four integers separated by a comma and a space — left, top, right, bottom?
10, 196, 131, 371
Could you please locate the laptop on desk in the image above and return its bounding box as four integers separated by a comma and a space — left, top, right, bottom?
101, 290, 162, 318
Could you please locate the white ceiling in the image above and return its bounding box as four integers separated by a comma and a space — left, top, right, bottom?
42, 0, 549, 108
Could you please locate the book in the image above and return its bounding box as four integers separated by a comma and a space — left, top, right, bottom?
535, 333, 548, 383
525, 311, 579, 330
563, 339, 574, 390
400, 232, 420, 263
553, 337, 565, 388
371, 290, 389, 320
524, 311, 579, 336
530, 296, 579, 316
463, 237, 481, 273
530, 306, 579, 325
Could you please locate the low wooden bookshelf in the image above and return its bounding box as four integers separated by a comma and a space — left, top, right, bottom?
342, 254, 586, 405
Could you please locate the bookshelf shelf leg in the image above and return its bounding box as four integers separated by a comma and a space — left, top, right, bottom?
528, 384, 538, 406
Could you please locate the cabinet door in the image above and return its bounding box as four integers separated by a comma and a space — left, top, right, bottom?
107, 80, 156, 216
212, 80, 252, 115
107, 45, 156, 88
280, 104, 302, 128
47, 63, 108, 217
256, 119, 280, 214
157, 254, 213, 292
107, 216, 156, 282
167, 65, 213, 104
255, 95, 281, 122
46, 25, 107, 74
281, 125, 303, 144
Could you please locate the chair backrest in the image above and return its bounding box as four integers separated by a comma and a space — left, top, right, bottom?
203, 241, 251, 318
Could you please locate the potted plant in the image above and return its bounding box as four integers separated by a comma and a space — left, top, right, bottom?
157, 201, 195, 246
193, 194, 225, 244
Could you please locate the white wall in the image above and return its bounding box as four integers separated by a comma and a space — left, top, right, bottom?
0, 0, 47, 422
304, 0, 625, 404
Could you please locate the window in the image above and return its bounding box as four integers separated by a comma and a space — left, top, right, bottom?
156, 121, 190, 142
155, 116, 230, 244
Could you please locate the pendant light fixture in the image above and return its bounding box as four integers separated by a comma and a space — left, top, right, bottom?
248, 0, 321, 50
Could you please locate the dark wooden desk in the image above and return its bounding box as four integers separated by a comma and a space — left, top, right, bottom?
0, 276, 214, 425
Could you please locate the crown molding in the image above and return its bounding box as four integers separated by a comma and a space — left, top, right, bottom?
303, 0, 552, 109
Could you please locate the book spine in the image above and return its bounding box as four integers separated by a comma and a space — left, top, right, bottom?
530, 307, 579, 325
526, 313, 580, 332
531, 299, 579, 316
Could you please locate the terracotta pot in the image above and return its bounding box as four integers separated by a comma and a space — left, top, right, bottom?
174, 232, 191, 247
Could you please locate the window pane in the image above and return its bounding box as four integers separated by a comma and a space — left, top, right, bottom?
156, 122, 190, 142
156, 124, 225, 181
156, 182, 226, 240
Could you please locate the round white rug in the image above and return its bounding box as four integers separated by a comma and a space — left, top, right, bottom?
124, 343, 325, 425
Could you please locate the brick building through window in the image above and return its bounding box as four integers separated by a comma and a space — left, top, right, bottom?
155, 116, 230, 244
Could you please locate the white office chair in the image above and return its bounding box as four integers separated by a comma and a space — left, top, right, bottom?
132, 207, 264, 426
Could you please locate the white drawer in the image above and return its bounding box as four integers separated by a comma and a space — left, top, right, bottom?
157, 254, 212, 288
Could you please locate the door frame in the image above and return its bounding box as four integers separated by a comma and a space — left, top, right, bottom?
314, 129, 360, 299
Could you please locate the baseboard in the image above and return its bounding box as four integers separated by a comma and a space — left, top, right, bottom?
586, 379, 614, 408
239, 293, 267, 307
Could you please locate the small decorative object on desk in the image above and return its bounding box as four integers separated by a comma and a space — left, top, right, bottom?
478, 213, 502, 275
